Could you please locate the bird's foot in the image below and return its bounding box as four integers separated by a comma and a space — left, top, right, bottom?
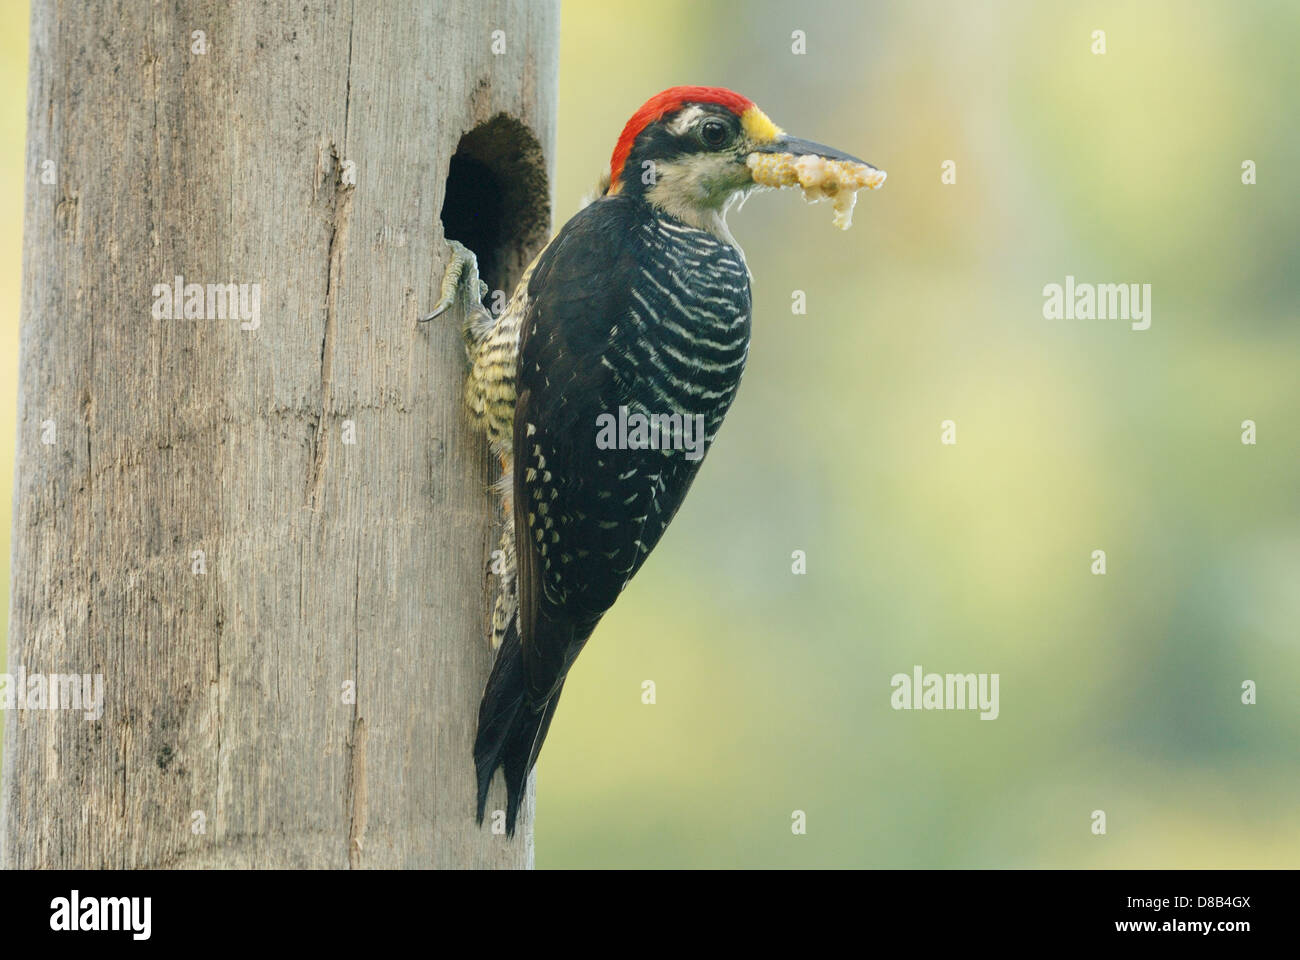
420, 239, 492, 338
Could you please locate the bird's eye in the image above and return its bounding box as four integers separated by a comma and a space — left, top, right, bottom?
698, 118, 729, 148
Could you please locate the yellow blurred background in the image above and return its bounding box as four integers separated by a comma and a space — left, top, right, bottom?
3, 0, 1297, 867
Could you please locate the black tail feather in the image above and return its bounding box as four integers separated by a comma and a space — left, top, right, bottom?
473, 622, 565, 836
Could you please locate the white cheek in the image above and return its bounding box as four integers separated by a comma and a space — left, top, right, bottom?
647, 155, 750, 215
697, 155, 748, 195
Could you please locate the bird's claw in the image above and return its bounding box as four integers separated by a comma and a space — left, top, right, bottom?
421, 239, 488, 324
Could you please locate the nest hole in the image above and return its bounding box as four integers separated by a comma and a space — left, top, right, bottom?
440, 114, 550, 298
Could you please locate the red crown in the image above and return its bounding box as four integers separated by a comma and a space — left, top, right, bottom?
608, 86, 755, 188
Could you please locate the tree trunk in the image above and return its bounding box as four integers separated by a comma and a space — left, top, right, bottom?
1, 0, 557, 869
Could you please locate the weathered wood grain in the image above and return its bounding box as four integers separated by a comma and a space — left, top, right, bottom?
1, 0, 557, 869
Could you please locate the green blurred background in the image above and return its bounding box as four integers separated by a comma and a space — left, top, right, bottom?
2, 1, 1297, 867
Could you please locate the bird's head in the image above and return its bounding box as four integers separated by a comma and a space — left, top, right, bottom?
601, 85, 880, 236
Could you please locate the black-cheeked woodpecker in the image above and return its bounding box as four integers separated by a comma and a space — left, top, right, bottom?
423, 86, 884, 835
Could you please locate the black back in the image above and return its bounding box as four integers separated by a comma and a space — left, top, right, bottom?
514, 194, 753, 702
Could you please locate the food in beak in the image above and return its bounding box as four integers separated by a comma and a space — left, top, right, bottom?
746, 152, 887, 230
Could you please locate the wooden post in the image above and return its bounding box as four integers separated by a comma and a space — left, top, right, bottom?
1, 0, 557, 868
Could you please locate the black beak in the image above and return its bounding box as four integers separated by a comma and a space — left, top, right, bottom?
753, 135, 879, 171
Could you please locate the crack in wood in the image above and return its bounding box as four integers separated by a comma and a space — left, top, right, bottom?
305, 144, 353, 509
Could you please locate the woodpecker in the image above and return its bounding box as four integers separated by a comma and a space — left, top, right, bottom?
424, 86, 883, 835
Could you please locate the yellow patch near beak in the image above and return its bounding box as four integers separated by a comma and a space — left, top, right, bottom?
740, 106, 783, 144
